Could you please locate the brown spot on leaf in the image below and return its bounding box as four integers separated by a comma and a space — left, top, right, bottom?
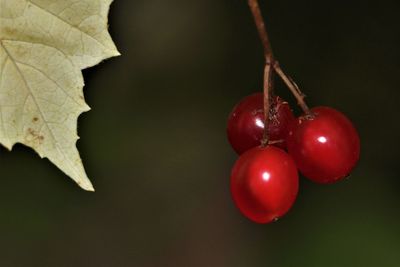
33, 117, 39, 122
27, 128, 44, 145
28, 128, 35, 135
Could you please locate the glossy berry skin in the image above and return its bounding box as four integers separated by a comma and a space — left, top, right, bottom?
230, 146, 299, 224
227, 93, 295, 154
287, 106, 360, 184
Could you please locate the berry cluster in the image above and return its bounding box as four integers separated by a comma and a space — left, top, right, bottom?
227, 93, 360, 223
227, 0, 361, 224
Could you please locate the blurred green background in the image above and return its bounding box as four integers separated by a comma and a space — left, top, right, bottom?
1, 0, 400, 266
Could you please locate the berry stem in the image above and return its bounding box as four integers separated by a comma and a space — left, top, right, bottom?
248, 0, 274, 144
273, 62, 311, 114
247, 0, 274, 64
247, 0, 311, 115
262, 63, 273, 145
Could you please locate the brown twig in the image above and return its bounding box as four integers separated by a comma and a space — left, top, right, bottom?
261, 63, 273, 145
273, 62, 311, 114
248, 0, 274, 144
247, 0, 274, 64
247, 0, 311, 116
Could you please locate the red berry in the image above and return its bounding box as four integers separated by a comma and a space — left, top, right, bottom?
287, 106, 360, 184
227, 93, 295, 154
230, 146, 299, 223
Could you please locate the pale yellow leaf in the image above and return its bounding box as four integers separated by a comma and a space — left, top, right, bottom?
0, 0, 120, 191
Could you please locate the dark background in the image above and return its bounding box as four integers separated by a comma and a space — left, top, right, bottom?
1, 0, 399, 266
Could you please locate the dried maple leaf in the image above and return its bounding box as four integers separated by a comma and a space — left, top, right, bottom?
0, 0, 120, 191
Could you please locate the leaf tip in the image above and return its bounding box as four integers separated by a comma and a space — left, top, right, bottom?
80, 181, 95, 192
75, 175, 95, 192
